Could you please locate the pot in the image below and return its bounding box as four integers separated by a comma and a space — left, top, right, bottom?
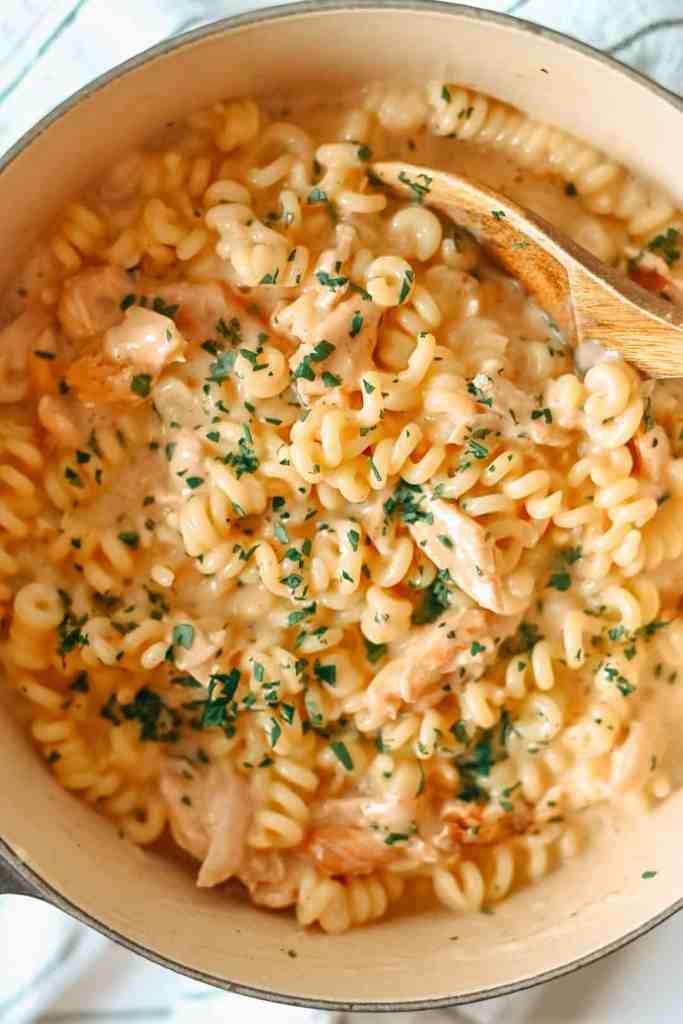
1, 1, 682, 1010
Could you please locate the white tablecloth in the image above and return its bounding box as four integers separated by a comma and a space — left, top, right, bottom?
2, 1, 683, 1021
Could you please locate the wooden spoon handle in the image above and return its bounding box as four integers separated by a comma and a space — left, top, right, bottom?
372, 161, 683, 377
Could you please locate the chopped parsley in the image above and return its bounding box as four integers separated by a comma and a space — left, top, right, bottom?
199, 670, 241, 731
350, 311, 364, 337
172, 623, 194, 649
131, 374, 152, 398
398, 269, 415, 303
411, 569, 451, 625
467, 379, 493, 407
293, 340, 336, 382
314, 660, 337, 685
57, 602, 88, 658
208, 350, 236, 383
224, 436, 259, 477
118, 531, 140, 549
152, 297, 179, 320
330, 740, 353, 770
384, 480, 433, 525
69, 671, 90, 693
648, 227, 680, 268
363, 637, 388, 664
367, 456, 381, 482
64, 467, 82, 488
307, 187, 329, 205
643, 396, 655, 433
120, 687, 180, 742
561, 546, 582, 565
547, 572, 571, 592
384, 832, 410, 845
316, 271, 348, 290
398, 170, 433, 202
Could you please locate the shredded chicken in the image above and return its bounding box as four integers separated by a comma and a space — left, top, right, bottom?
289, 294, 382, 401
436, 800, 530, 849
154, 281, 241, 343
239, 850, 304, 908
66, 306, 187, 405
104, 306, 185, 373
610, 712, 664, 794
160, 758, 250, 888
58, 266, 131, 340
633, 426, 671, 486
306, 825, 392, 876
361, 607, 514, 728
0, 307, 52, 401
409, 498, 504, 613
466, 372, 569, 448
37, 393, 93, 448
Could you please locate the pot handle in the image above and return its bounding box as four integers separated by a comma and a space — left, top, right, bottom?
0, 851, 41, 898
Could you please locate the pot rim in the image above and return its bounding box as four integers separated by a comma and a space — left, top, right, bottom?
1, 0, 682, 1010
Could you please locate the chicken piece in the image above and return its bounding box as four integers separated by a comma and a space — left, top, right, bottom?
0, 307, 52, 402
288, 294, 382, 401
38, 393, 94, 448
66, 306, 187, 405
65, 352, 143, 405
313, 788, 419, 842
104, 306, 185, 374
307, 825, 392, 876
160, 758, 251, 888
361, 607, 492, 729
630, 265, 671, 295
610, 712, 664, 795
99, 152, 144, 203
409, 498, 504, 613
154, 281, 239, 343
633, 426, 671, 486
436, 800, 530, 849
170, 620, 225, 676
239, 850, 304, 909
626, 244, 681, 302
58, 266, 131, 340
467, 372, 569, 448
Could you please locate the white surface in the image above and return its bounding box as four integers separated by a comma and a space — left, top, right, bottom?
1, 0, 683, 1021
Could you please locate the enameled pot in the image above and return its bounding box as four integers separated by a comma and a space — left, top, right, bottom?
1, 2, 682, 1010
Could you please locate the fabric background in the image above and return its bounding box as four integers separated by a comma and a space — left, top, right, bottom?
1, 1, 683, 1020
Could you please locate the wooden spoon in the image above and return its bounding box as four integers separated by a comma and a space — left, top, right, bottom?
371, 161, 683, 378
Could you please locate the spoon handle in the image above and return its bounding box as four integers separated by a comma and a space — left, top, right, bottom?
373, 162, 683, 378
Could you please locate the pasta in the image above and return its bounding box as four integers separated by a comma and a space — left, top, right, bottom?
1, 80, 682, 934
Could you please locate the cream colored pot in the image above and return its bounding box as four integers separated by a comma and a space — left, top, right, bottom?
1, 2, 682, 1010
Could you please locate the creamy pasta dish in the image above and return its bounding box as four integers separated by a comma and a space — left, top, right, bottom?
3, 82, 683, 934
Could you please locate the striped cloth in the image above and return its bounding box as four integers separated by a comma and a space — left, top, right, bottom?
2, 1, 683, 1021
